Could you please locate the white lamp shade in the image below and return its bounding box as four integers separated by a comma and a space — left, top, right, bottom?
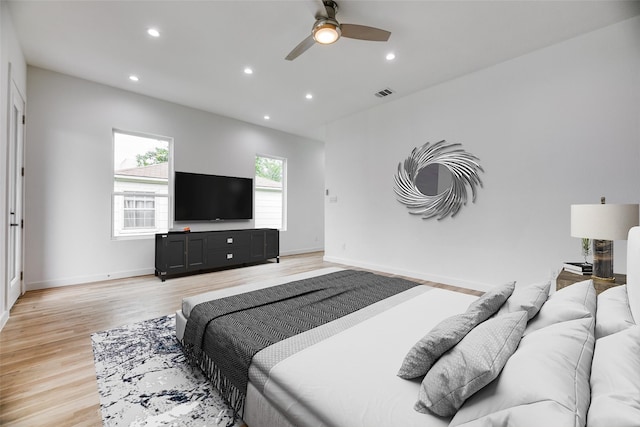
571, 204, 639, 240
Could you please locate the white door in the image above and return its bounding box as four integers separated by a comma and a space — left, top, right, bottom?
7, 80, 25, 309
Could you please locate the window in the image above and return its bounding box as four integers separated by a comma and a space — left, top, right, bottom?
255, 155, 286, 230
123, 193, 156, 229
113, 130, 172, 238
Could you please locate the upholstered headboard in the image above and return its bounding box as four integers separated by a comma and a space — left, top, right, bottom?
626, 226, 640, 324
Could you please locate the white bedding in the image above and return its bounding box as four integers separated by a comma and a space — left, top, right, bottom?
177, 227, 640, 427
245, 289, 476, 427
177, 268, 476, 427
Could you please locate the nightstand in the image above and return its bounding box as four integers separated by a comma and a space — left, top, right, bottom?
556, 269, 626, 295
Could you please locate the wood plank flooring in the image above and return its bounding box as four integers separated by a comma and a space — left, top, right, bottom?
0, 252, 480, 426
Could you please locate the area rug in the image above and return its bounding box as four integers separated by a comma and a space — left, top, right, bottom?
91, 315, 243, 427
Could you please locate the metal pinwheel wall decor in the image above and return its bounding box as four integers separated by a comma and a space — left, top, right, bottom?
393, 140, 484, 220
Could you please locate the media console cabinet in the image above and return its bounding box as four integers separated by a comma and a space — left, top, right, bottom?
155, 228, 279, 281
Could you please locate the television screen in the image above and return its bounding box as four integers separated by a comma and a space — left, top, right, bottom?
174, 172, 253, 221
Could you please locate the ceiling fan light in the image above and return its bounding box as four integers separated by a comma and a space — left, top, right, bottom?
313, 23, 341, 44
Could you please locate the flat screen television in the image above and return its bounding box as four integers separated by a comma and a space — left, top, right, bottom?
174, 171, 253, 221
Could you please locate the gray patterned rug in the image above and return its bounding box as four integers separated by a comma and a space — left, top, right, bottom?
91, 315, 243, 427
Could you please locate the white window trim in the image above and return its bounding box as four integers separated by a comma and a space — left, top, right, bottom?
255, 153, 287, 231
122, 192, 157, 230
112, 129, 174, 240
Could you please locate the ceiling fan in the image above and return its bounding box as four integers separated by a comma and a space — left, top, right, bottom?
285, 0, 391, 61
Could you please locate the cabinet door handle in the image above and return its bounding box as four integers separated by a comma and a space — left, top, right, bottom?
10, 223, 19, 227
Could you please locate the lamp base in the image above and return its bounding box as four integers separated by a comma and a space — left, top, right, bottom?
592, 239, 614, 281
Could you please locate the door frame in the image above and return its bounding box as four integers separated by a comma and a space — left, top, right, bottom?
5, 67, 26, 314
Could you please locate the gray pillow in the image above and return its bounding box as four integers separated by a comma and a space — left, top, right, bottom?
496, 280, 550, 320
414, 310, 528, 417
466, 281, 516, 315
397, 281, 515, 379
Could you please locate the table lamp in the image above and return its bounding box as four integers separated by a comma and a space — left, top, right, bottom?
571, 197, 639, 281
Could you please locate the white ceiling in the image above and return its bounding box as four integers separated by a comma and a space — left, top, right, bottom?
8, 0, 640, 140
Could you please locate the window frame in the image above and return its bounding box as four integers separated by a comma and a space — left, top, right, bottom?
255, 154, 287, 231
111, 129, 174, 240
123, 192, 156, 230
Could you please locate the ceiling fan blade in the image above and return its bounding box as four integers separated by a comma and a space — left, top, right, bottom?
285, 35, 316, 61
340, 24, 391, 42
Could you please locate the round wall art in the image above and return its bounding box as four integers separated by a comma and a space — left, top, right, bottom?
393, 140, 484, 220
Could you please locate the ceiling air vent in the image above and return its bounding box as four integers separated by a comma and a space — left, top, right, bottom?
374, 88, 394, 98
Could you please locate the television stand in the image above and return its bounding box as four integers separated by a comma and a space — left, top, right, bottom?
154, 228, 279, 281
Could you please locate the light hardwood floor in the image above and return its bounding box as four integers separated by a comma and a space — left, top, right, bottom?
0, 252, 480, 426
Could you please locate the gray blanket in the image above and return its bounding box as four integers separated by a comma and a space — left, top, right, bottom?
181, 269, 419, 416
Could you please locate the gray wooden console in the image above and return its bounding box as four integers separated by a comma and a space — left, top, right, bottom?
155, 228, 279, 281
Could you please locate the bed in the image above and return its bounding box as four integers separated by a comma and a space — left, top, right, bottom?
176, 227, 640, 427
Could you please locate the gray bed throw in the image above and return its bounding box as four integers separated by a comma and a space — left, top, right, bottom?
182, 269, 419, 416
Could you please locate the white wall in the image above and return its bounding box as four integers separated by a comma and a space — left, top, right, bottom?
1, 2, 27, 326
325, 17, 640, 291
25, 67, 324, 289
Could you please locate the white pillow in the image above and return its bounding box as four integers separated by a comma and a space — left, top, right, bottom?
595, 285, 635, 339
588, 325, 640, 427
450, 316, 595, 427
626, 226, 640, 324
524, 279, 595, 335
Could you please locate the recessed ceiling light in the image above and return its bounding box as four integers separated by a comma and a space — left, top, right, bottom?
244, 67, 253, 75
147, 28, 160, 38
386, 52, 396, 61
129, 75, 139, 82
305, 93, 313, 100
264, 115, 270, 120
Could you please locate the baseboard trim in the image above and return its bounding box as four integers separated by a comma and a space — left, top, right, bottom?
322, 255, 492, 292
25, 268, 155, 291
280, 247, 324, 257
24, 248, 325, 291
0, 309, 8, 331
